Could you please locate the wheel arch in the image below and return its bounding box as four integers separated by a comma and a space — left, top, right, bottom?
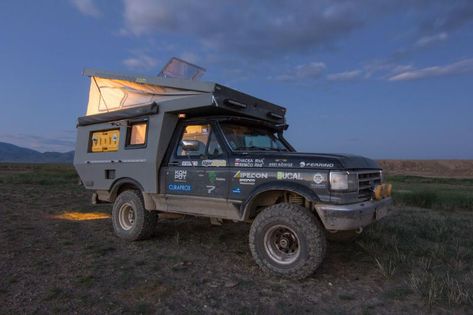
241, 181, 320, 220
110, 177, 143, 199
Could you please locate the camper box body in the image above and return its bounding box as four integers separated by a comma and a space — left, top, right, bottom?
74, 69, 286, 214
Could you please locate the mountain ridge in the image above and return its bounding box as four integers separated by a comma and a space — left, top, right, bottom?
0, 142, 74, 163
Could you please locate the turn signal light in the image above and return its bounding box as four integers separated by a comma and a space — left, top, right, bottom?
373, 183, 392, 200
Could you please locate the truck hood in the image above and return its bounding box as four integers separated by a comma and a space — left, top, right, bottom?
237, 152, 380, 170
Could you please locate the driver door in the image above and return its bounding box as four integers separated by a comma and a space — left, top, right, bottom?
162, 122, 238, 219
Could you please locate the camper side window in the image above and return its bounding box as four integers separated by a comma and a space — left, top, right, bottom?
126, 121, 148, 148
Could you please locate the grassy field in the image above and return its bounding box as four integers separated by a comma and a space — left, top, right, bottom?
389, 175, 473, 210
0, 164, 472, 314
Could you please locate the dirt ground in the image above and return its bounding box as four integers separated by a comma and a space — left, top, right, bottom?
0, 164, 471, 314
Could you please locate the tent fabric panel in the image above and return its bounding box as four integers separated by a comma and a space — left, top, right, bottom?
86, 77, 203, 116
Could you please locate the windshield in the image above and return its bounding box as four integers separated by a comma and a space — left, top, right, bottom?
220, 122, 290, 151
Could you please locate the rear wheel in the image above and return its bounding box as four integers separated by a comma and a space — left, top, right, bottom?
112, 190, 157, 241
249, 203, 326, 279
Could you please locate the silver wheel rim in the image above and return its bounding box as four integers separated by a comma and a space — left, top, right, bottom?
118, 202, 135, 231
263, 224, 300, 265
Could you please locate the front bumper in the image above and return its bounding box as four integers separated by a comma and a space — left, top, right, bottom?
315, 197, 393, 231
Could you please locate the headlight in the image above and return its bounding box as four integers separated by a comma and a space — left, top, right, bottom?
329, 171, 358, 191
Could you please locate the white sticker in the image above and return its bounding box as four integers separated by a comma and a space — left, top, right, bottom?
313, 173, 325, 184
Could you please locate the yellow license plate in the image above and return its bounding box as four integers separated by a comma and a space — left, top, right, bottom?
90, 129, 120, 152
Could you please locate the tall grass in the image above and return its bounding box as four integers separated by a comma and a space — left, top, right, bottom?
358, 208, 473, 307
0, 163, 78, 185
388, 175, 473, 211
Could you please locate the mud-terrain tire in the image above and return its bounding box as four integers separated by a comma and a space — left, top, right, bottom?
112, 190, 157, 241
327, 230, 361, 242
249, 203, 327, 279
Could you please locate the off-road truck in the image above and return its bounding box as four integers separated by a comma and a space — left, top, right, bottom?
74, 66, 392, 279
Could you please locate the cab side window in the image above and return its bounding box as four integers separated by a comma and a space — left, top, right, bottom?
175, 124, 223, 158
176, 124, 211, 157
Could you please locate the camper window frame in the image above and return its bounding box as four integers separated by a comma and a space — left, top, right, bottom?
125, 118, 149, 150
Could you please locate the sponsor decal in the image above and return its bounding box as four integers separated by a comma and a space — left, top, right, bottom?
268, 161, 293, 167
168, 183, 192, 192
206, 185, 216, 194
181, 160, 198, 167
207, 171, 225, 184
313, 173, 325, 184
234, 171, 268, 179
299, 161, 335, 168
208, 171, 217, 184
174, 170, 187, 181
202, 159, 227, 167
232, 187, 241, 194
276, 172, 303, 180
234, 170, 268, 185
234, 158, 264, 167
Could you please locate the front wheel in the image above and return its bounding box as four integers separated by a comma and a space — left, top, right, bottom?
249, 203, 326, 279
112, 190, 157, 241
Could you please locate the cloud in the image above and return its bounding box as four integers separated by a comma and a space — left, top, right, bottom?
122, 53, 158, 70
119, 1, 473, 60
0, 132, 76, 152
327, 70, 362, 81
121, 0, 365, 58
274, 62, 326, 81
419, 1, 473, 34
71, 0, 101, 18
388, 58, 473, 81
415, 32, 448, 48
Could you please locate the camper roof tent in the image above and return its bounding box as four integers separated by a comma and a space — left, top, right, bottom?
79, 68, 287, 127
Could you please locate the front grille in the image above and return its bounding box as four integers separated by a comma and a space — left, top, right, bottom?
358, 171, 382, 201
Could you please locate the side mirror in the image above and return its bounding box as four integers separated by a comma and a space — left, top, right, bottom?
182, 140, 200, 152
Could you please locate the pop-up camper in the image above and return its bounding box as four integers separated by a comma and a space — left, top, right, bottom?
74, 59, 392, 279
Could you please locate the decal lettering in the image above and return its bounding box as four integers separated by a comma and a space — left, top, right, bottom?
206, 185, 216, 194
234, 171, 269, 179
268, 162, 293, 168
239, 178, 256, 185
234, 158, 264, 167
174, 170, 187, 181
276, 172, 303, 180
299, 161, 335, 168
202, 159, 227, 167
181, 160, 198, 167
168, 183, 192, 192
232, 187, 241, 194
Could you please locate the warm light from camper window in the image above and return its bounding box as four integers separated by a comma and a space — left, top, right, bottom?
130, 123, 147, 145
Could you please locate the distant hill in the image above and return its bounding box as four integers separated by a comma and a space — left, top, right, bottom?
0, 142, 74, 163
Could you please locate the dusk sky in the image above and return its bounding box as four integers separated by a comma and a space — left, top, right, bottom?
0, 0, 472, 158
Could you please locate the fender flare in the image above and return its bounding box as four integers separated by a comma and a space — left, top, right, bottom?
241, 181, 320, 220
109, 177, 144, 200
109, 177, 156, 210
